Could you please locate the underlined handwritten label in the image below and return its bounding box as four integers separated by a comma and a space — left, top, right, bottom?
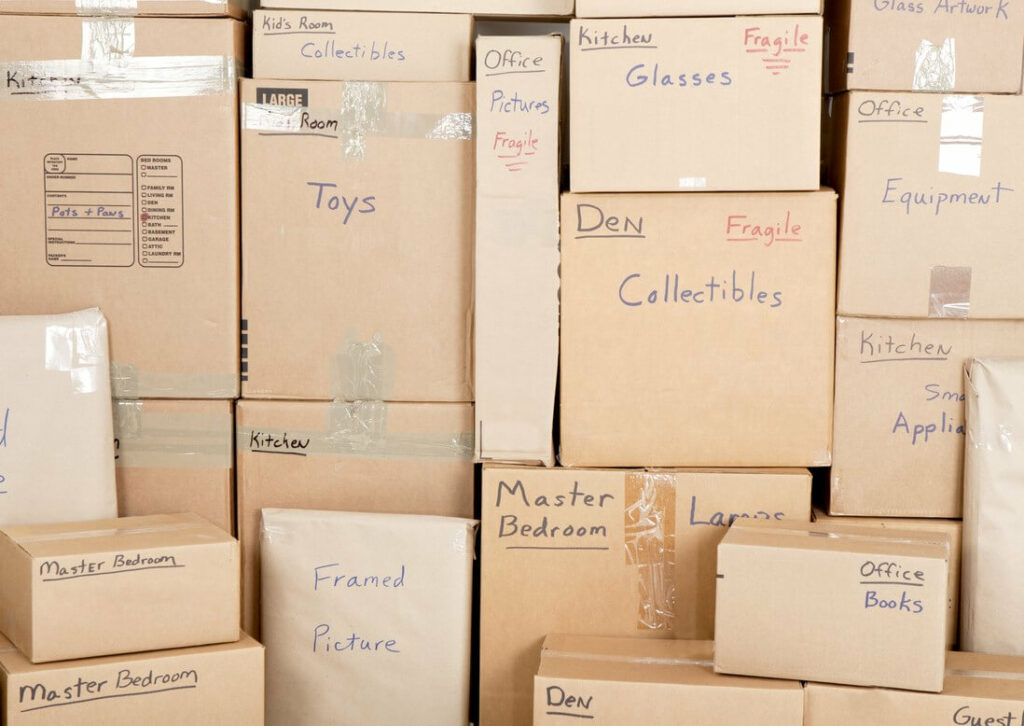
248, 430, 311, 456
577, 24, 656, 51
495, 479, 614, 549
726, 212, 802, 246
39, 553, 182, 582
858, 98, 927, 122
861, 560, 925, 614
546, 685, 595, 719
743, 24, 809, 76
18, 667, 199, 712
859, 330, 952, 363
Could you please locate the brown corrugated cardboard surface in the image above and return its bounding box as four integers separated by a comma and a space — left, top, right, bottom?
805, 651, 1024, 725
260, 508, 475, 726
240, 78, 473, 402
475, 35, 561, 466
826, 0, 1024, 93
962, 358, 1024, 655
577, 0, 821, 15
0, 513, 239, 663
480, 465, 811, 726
114, 399, 235, 534
833, 91, 1024, 319
0, 15, 243, 399
253, 10, 473, 82
715, 519, 949, 692
236, 399, 474, 636
813, 508, 961, 647
535, 636, 803, 726
0, 633, 263, 725
569, 17, 822, 192
559, 190, 835, 467
831, 315, 1024, 517
260, 0, 573, 14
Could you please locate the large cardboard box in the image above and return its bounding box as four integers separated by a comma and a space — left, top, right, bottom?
0, 513, 239, 663
0, 309, 117, 527
576, 0, 821, 15
962, 358, 1024, 654
253, 10, 473, 82
0, 633, 263, 725
236, 399, 474, 636
260, 508, 475, 726
260, 0, 573, 15
806, 651, 1024, 726
480, 465, 811, 726
832, 92, 1024, 319
813, 508, 962, 647
559, 190, 836, 467
826, 0, 1024, 93
475, 35, 561, 466
241, 78, 473, 402
0, 0, 246, 15
534, 635, 804, 726
0, 15, 243, 399
115, 399, 234, 534
715, 520, 949, 692
569, 17, 822, 192
831, 316, 1024, 517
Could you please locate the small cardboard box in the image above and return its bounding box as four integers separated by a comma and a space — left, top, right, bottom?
0, 309, 117, 527
253, 10, 473, 82
715, 519, 949, 691
241, 78, 473, 402
559, 190, 835, 467
806, 651, 1024, 726
813, 508, 962, 647
831, 91, 1024, 319
826, 0, 1024, 93
260, 0, 573, 15
534, 635, 804, 726
0, 0, 246, 16
114, 400, 235, 534
0, 15, 244, 399
475, 35, 561, 466
0, 633, 263, 725
480, 465, 811, 726
569, 16, 822, 192
831, 315, 1024, 517
576, 0, 821, 15
0, 513, 239, 663
260, 508, 475, 726
236, 399, 474, 636
962, 358, 1024, 655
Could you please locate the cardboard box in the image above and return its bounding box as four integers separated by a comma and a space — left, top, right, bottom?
576, 0, 821, 16
475, 35, 561, 466
813, 508, 962, 647
831, 316, 1024, 517
241, 78, 473, 401
569, 17, 822, 192
559, 190, 836, 467
480, 465, 811, 726
260, 508, 475, 726
806, 651, 1024, 726
0, 309, 117, 527
0, 15, 243, 399
115, 400, 234, 534
831, 92, 1024, 319
260, 0, 573, 15
0, 513, 239, 663
253, 10, 473, 82
0, 0, 246, 16
0, 633, 263, 725
715, 519, 949, 691
962, 358, 1024, 654
534, 635, 804, 726
236, 399, 474, 636
826, 0, 1024, 93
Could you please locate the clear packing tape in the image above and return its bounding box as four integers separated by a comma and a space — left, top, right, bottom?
72, 0, 228, 13
242, 81, 473, 161
914, 37, 956, 91
110, 362, 238, 400
542, 650, 714, 669
44, 308, 107, 395
114, 401, 233, 470
624, 473, 676, 632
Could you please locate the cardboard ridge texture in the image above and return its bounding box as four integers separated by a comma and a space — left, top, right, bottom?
0, 309, 118, 527
0, 513, 240, 663
715, 519, 949, 692
258, 0, 573, 15
962, 358, 1024, 655
0, 633, 264, 726
260, 508, 476, 726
